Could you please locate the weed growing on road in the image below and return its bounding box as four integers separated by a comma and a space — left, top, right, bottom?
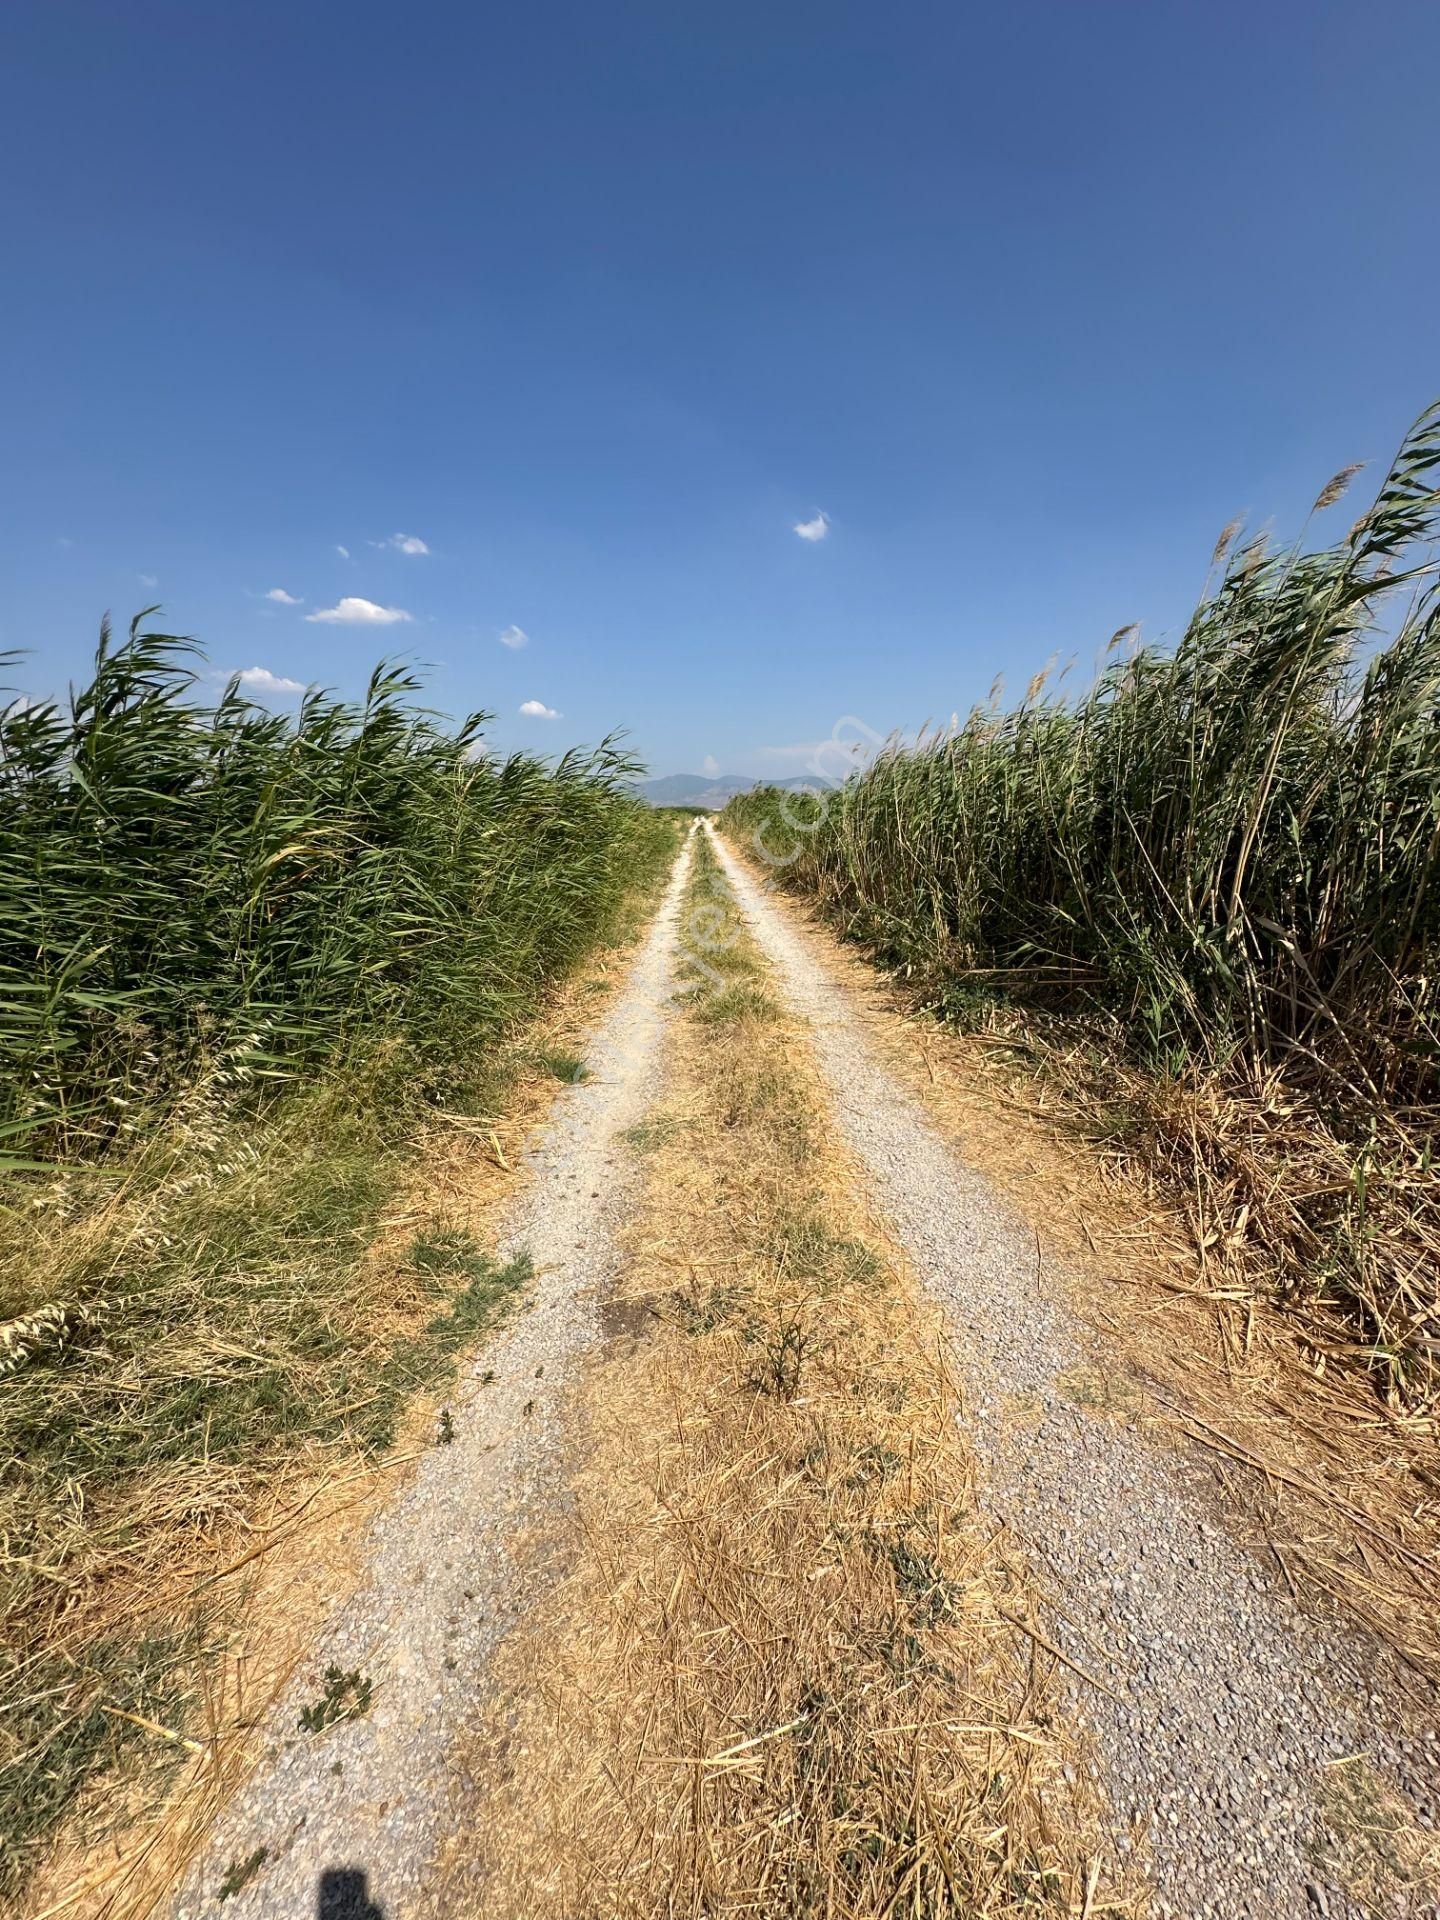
535, 1049, 590, 1083
298, 1666, 374, 1734
620, 1114, 679, 1152
217, 1846, 269, 1902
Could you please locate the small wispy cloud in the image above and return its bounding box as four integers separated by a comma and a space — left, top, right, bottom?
519, 698, 560, 719
235, 666, 306, 696
372, 532, 430, 555
139, 573, 159, 587
499, 624, 529, 650
701, 754, 721, 777
265, 588, 302, 605
336, 544, 351, 560
305, 597, 413, 626
792, 510, 829, 543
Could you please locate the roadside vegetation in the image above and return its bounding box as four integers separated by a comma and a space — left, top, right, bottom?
454, 829, 1125, 1917
724, 401, 1440, 1406
0, 617, 677, 1902
0, 616, 663, 1156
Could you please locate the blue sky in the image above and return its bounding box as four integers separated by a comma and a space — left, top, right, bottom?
3, 0, 1436, 777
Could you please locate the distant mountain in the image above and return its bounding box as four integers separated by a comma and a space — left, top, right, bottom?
638, 773, 826, 811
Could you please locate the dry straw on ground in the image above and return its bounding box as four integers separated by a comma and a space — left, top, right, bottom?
439, 840, 1133, 1918
5, 924, 649, 1920
740, 880, 1440, 1689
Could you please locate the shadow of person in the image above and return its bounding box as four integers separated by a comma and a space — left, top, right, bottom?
317, 1867, 386, 1918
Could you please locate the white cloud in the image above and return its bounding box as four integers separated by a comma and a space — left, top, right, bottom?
305, 597, 413, 626
792, 510, 830, 543
265, 588, 302, 605
701, 754, 721, 777
235, 666, 305, 696
372, 532, 430, 555
519, 699, 560, 719
498, 624, 529, 650
336, 544, 351, 560
139, 573, 159, 587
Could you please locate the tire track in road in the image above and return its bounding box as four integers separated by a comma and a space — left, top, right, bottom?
170, 834, 697, 1920
709, 823, 1437, 1920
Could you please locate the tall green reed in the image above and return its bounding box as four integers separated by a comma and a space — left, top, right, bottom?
726, 402, 1440, 1108
0, 617, 668, 1156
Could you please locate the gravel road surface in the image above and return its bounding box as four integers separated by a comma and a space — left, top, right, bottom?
710, 823, 1438, 1920
170, 835, 695, 1920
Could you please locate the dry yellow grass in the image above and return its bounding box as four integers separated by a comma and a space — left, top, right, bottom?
436, 842, 1135, 1917
732, 872, 1440, 1688
9, 918, 653, 1920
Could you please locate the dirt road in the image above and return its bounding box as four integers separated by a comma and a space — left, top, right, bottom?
158, 823, 1436, 1920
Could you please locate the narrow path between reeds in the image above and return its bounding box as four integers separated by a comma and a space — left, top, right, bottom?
708, 823, 1440, 1920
